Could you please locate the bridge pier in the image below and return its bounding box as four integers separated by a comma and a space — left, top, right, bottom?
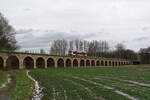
71, 60, 73, 68
34, 59, 36, 69
45, 59, 47, 69
3, 59, 6, 69
54, 61, 57, 68
78, 60, 80, 68
64, 62, 66, 68
19, 59, 24, 69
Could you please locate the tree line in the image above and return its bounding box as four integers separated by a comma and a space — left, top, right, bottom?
50, 39, 137, 61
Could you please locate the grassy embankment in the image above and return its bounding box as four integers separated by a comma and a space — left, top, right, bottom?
31, 66, 150, 100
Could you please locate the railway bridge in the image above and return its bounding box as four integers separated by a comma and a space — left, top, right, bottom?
0, 50, 131, 70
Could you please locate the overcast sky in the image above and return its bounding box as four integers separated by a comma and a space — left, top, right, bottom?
0, 0, 150, 52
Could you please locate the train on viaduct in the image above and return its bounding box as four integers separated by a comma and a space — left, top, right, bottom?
0, 50, 131, 70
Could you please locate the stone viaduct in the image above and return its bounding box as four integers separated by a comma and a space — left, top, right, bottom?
0, 50, 131, 70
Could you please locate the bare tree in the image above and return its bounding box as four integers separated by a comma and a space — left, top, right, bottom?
62, 40, 68, 54
87, 40, 110, 56
83, 40, 89, 52
50, 39, 68, 54
69, 40, 73, 51
0, 12, 18, 50
79, 40, 83, 51
104, 41, 109, 52
75, 39, 80, 51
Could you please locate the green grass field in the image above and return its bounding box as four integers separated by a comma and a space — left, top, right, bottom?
30, 66, 150, 100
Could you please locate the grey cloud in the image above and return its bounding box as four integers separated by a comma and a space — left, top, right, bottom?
23, 8, 32, 11
15, 28, 150, 52
1, 0, 150, 52
133, 37, 149, 41
16, 29, 34, 34
141, 27, 149, 31
16, 29, 98, 50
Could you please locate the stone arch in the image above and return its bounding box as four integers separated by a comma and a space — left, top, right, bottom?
86, 60, 90, 66
0, 56, 3, 69
36, 57, 45, 68
96, 61, 100, 66
101, 60, 104, 66
109, 61, 111, 66
6, 56, 19, 69
105, 61, 108, 66
91, 60, 95, 67
23, 56, 34, 69
47, 58, 55, 68
57, 58, 64, 68
66, 59, 71, 67
80, 60, 85, 67
73, 59, 78, 67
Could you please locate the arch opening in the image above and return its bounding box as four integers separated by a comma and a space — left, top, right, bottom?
6, 56, 19, 69
105, 61, 108, 66
115, 62, 118, 66
101, 61, 104, 66
23, 56, 34, 69
80, 60, 85, 67
73, 59, 78, 67
66, 59, 71, 67
119, 62, 121, 66
57, 58, 64, 68
96, 61, 100, 66
0, 57, 4, 69
47, 58, 55, 68
112, 61, 115, 66
91, 60, 95, 67
86, 60, 90, 66
124, 62, 126, 65
109, 61, 111, 66
36, 57, 45, 68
